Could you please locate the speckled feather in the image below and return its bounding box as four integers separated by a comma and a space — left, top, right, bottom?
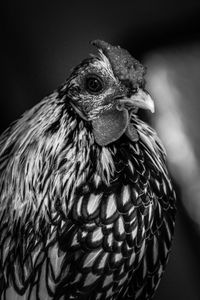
0, 43, 176, 300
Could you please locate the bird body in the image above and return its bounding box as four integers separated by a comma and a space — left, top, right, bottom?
0, 41, 176, 300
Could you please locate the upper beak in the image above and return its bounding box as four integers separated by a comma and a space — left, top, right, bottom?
117, 89, 155, 113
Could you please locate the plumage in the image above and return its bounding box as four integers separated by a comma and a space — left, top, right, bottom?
0, 40, 176, 300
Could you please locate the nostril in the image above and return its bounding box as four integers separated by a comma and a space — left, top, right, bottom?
120, 80, 138, 98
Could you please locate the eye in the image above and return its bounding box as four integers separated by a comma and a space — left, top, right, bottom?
85, 75, 104, 94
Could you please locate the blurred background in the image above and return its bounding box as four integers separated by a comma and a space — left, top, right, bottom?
1, 1, 200, 299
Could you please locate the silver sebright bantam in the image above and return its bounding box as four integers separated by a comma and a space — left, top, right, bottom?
0, 40, 176, 300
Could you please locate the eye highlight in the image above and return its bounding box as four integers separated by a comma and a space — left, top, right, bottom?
85, 74, 104, 94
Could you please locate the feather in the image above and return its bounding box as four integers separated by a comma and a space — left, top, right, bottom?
0, 41, 176, 300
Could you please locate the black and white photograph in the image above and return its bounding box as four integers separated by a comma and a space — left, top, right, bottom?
1, 1, 200, 299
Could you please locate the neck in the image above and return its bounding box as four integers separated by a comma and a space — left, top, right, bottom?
0, 92, 116, 225
0, 91, 166, 227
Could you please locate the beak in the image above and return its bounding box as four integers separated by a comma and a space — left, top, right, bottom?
117, 89, 155, 113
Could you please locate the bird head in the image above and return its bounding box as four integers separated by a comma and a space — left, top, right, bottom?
65, 40, 154, 146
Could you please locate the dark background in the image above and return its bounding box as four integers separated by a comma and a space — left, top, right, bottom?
1, 1, 200, 299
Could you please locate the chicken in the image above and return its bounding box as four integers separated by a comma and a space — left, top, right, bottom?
0, 40, 176, 300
